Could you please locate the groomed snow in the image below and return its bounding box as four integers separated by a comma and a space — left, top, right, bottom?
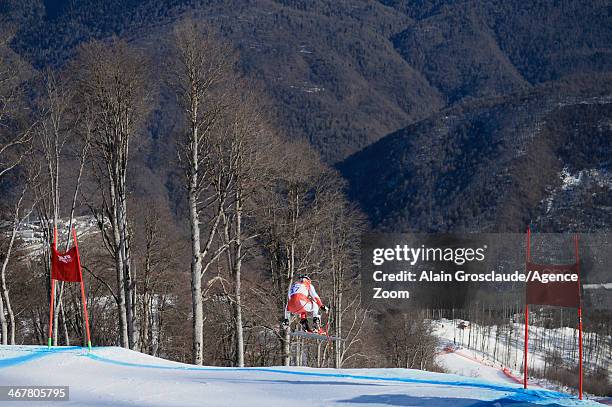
436, 348, 519, 385
0, 345, 599, 406
433, 318, 611, 394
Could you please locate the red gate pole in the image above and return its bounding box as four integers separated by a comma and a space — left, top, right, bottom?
524, 304, 529, 389
73, 228, 92, 351
79, 280, 92, 351
524, 227, 531, 389
575, 234, 582, 400
578, 306, 583, 399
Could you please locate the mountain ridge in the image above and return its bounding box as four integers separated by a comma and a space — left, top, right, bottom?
4, 0, 611, 162
338, 78, 612, 232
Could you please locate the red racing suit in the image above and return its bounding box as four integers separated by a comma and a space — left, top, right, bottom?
284, 279, 323, 320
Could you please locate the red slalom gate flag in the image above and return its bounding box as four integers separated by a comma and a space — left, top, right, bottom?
526, 262, 580, 308
524, 231, 583, 399
51, 228, 83, 282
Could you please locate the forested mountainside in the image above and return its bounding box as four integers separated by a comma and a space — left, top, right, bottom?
2, 0, 611, 162
0, 1, 611, 389
339, 79, 612, 233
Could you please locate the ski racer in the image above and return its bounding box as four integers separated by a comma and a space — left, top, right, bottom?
282, 275, 328, 333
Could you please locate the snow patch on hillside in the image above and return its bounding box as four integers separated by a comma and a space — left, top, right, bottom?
433, 319, 611, 398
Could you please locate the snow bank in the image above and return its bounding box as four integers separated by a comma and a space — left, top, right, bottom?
0, 345, 598, 406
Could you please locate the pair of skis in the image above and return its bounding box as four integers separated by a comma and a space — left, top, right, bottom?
287, 314, 343, 341
289, 330, 343, 341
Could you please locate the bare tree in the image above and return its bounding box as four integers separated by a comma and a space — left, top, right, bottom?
321, 193, 366, 367
218, 90, 280, 366
254, 141, 331, 365
0, 28, 32, 182
0, 28, 35, 345
0, 180, 30, 344
166, 18, 235, 365
133, 203, 180, 355
139, 213, 158, 355
73, 38, 150, 349
36, 70, 75, 345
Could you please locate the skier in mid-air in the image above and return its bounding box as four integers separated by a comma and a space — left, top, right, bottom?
282, 275, 328, 333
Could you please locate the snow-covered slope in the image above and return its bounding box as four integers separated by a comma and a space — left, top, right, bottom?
433, 318, 611, 390
0, 345, 600, 406
436, 346, 521, 385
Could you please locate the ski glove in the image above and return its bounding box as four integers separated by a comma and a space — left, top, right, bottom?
320, 305, 328, 312
281, 318, 290, 329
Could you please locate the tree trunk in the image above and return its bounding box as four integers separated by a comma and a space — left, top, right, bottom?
119, 180, 136, 350
141, 292, 150, 354
334, 292, 342, 368
0, 217, 18, 344
283, 329, 291, 366
189, 169, 204, 365
53, 282, 63, 345
4, 294, 14, 345
0, 293, 6, 344
141, 245, 151, 354
233, 190, 244, 367
122, 209, 136, 350
111, 181, 129, 348
60, 302, 70, 346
